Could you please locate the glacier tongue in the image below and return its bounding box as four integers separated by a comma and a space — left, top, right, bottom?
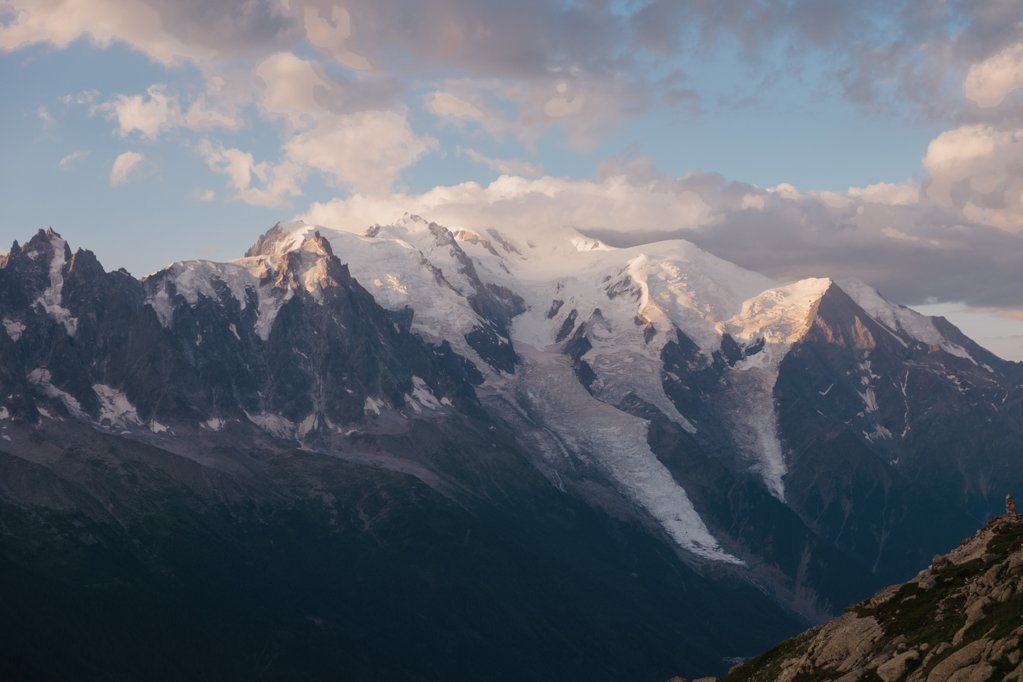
721, 278, 835, 500
513, 346, 742, 564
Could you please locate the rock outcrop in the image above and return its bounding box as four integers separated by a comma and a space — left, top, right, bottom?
719, 507, 1023, 681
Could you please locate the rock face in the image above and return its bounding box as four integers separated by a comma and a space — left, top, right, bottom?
775, 283, 1023, 584
722, 511, 1023, 681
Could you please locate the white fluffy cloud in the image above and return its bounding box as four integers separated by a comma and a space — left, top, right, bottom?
0, 0, 291, 66
99, 85, 241, 140
298, 169, 1023, 319
300, 174, 712, 238
284, 110, 437, 193
198, 140, 303, 208
255, 51, 330, 123
247, 51, 434, 195
110, 151, 147, 186
922, 125, 1023, 231
1, 0, 219, 65
964, 42, 1023, 108
845, 181, 920, 207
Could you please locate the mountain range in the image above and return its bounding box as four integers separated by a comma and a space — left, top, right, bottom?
0, 218, 1020, 680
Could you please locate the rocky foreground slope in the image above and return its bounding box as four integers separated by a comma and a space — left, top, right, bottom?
716, 503, 1023, 681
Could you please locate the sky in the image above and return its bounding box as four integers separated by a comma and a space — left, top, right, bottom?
1, 0, 1022, 360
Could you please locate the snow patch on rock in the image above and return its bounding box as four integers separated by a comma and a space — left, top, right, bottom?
245, 411, 295, 438
201, 417, 227, 431
3, 318, 25, 341
28, 368, 84, 417
838, 279, 975, 360
363, 397, 386, 416
34, 234, 78, 336
406, 376, 444, 413
92, 384, 141, 427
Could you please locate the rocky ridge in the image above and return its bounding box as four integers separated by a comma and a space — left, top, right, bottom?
719, 500, 1023, 681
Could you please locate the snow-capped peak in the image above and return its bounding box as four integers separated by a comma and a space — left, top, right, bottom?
728, 278, 834, 350
145, 230, 345, 340
837, 278, 974, 360
244, 219, 316, 258
569, 236, 612, 252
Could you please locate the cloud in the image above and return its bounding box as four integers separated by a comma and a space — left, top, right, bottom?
913, 302, 1023, 361
298, 168, 1023, 316
198, 139, 303, 208
98, 84, 241, 140
6, 0, 1021, 135
36, 105, 54, 126
191, 188, 215, 201
110, 151, 147, 186
0, 0, 293, 66
3, 0, 661, 143
626, 0, 1023, 126
300, 173, 712, 242
252, 51, 397, 123
283, 110, 437, 193
61, 89, 100, 108
808, 181, 921, 211
516, 77, 648, 147
228, 50, 428, 195
965, 41, 1023, 108
301, 3, 370, 71
424, 76, 647, 148
459, 147, 541, 177
57, 150, 87, 170
844, 181, 920, 207
596, 148, 664, 185
423, 89, 508, 133
308, 0, 623, 78
922, 124, 1023, 231
254, 51, 328, 124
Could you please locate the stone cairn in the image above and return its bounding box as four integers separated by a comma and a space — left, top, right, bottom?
1007, 493, 1018, 520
